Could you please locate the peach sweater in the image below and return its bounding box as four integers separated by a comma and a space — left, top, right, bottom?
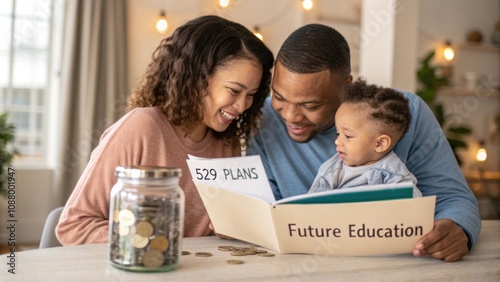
56, 107, 239, 245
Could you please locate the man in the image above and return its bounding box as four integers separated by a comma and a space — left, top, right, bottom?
247, 24, 480, 262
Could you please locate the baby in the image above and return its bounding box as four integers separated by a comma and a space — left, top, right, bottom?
309, 78, 421, 197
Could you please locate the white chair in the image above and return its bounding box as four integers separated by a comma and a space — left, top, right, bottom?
39, 206, 64, 249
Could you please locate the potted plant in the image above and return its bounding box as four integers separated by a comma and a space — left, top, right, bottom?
0, 112, 17, 197
416, 51, 472, 166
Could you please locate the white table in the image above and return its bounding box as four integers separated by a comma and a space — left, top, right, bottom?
2, 220, 499, 281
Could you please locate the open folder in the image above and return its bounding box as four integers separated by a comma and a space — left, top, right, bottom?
188, 155, 436, 256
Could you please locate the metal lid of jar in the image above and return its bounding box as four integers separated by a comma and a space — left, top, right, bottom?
115, 166, 182, 179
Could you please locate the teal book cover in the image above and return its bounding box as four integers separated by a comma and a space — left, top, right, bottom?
274, 182, 415, 205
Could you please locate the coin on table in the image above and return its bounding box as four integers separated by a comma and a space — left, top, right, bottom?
142, 250, 165, 268
227, 259, 244, 265
232, 246, 257, 254
258, 252, 275, 257
244, 248, 258, 255
217, 245, 234, 251
232, 248, 257, 256
195, 252, 213, 257
230, 250, 248, 256
118, 209, 135, 226
181, 251, 191, 256
149, 236, 169, 252
135, 221, 154, 237
131, 234, 149, 249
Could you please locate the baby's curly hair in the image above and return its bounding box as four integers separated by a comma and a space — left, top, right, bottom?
126, 15, 274, 146
342, 78, 411, 142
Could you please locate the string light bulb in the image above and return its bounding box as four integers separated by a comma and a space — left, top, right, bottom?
156, 10, 168, 34
476, 140, 487, 162
443, 40, 454, 61
302, 0, 313, 10
253, 26, 263, 41
219, 0, 230, 8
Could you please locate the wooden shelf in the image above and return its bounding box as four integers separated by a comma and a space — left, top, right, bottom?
464, 170, 500, 182
439, 86, 500, 98
458, 43, 500, 53
316, 14, 360, 26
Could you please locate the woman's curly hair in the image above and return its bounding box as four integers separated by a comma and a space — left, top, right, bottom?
127, 15, 274, 146
342, 77, 411, 142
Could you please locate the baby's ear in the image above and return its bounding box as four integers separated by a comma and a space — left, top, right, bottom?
375, 134, 391, 153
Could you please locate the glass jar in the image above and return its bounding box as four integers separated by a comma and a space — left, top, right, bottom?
108, 166, 184, 272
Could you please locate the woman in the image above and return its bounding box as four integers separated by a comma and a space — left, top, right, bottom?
56, 15, 274, 245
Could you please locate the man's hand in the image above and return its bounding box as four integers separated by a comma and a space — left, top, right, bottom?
413, 219, 469, 262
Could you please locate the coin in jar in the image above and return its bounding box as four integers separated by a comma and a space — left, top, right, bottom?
118, 224, 130, 236
118, 209, 135, 226
142, 250, 165, 268
195, 252, 213, 257
135, 221, 154, 237
112, 209, 120, 222
227, 259, 244, 265
149, 236, 169, 252
131, 234, 149, 249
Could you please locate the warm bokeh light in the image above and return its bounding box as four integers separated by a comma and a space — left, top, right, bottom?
253, 26, 263, 41
219, 0, 230, 8
302, 0, 313, 10
156, 11, 168, 34
476, 148, 487, 162
443, 41, 454, 61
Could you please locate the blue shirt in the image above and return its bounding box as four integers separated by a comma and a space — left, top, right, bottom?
248, 93, 481, 249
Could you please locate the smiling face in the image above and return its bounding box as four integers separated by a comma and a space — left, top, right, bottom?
334, 102, 390, 167
189, 59, 262, 142
271, 62, 349, 143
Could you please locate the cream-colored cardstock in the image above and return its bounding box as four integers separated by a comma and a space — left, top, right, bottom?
196, 182, 436, 256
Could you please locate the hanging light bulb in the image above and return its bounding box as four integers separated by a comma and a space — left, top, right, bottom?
443, 40, 454, 61
253, 26, 263, 41
219, 0, 230, 8
302, 0, 313, 10
156, 10, 168, 34
476, 140, 487, 162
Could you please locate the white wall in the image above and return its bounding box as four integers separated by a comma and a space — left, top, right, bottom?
127, 0, 206, 89
392, 0, 418, 92
127, 0, 307, 89
358, 0, 397, 87
0, 169, 55, 244
357, 0, 419, 92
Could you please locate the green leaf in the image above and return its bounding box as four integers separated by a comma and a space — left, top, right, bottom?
417, 89, 435, 104
0, 112, 18, 197
421, 51, 435, 66
434, 103, 445, 126
416, 49, 472, 167
448, 126, 472, 135
454, 152, 463, 167
447, 137, 468, 149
